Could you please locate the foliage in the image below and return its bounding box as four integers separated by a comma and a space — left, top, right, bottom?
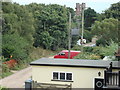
71, 36, 79, 48
84, 47, 94, 52
2, 2, 74, 61
11, 60, 28, 70
96, 38, 108, 46
26, 3, 72, 50
91, 18, 119, 46
2, 34, 29, 60
29, 47, 56, 60
34, 31, 54, 49
1, 64, 13, 78
84, 30, 92, 42
2, 2, 35, 44
0, 86, 9, 90
84, 8, 97, 31
74, 41, 118, 60
104, 1, 120, 21
74, 52, 101, 60
72, 45, 81, 51
100, 41, 118, 57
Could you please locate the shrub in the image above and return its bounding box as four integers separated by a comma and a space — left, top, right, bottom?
72, 45, 81, 51
74, 52, 101, 60
100, 41, 118, 57
96, 38, 108, 46
84, 47, 94, 52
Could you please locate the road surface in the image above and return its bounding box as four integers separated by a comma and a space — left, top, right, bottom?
0, 66, 32, 88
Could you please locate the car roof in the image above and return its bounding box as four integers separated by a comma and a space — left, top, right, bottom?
61, 50, 80, 53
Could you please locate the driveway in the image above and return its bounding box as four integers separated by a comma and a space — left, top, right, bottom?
0, 66, 32, 88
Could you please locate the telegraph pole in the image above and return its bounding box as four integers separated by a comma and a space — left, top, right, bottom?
81, 3, 85, 52
68, 13, 71, 59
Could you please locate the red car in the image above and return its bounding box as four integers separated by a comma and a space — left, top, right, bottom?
54, 50, 80, 59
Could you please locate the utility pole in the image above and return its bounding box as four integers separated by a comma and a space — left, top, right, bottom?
68, 13, 71, 59
81, 3, 85, 52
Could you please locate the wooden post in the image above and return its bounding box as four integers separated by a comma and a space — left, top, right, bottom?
81, 3, 85, 52
68, 13, 71, 59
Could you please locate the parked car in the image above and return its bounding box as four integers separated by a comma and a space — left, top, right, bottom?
54, 50, 80, 59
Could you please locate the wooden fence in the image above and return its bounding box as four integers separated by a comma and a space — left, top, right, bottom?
104, 71, 120, 87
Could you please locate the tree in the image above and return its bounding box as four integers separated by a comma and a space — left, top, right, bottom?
84, 8, 97, 30
91, 18, 119, 46
2, 34, 29, 60
31, 4, 69, 50
100, 41, 118, 60
104, 2, 120, 21
33, 31, 54, 49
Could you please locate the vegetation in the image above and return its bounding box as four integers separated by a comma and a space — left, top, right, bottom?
0, 86, 9, 90
74, 41, 118, 60
84, 7, 97, 31
1, 1, 120, 79
91, 18, 119, 46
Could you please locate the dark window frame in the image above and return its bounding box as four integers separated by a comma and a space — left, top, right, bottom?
52, 72, 73, 81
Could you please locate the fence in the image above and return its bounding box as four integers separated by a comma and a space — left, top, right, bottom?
104, 71, 120, 87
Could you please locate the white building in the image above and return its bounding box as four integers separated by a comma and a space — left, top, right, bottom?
30, 58, 120, 89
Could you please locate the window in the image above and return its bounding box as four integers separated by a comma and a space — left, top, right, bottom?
52, 72, 73, 81
66, 73, 72, 80
60, 73, 65, 80
58, 52, 65, 55
53, 72, 58, 80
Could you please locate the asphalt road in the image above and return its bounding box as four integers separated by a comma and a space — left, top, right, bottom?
0, 66, 32, 88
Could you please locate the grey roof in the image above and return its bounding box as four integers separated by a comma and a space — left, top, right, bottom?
30, 58, 120, 69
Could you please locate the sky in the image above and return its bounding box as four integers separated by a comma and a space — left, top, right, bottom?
12, 0, 119, 13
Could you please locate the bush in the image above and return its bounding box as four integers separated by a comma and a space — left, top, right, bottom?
100, 41, 118, 57
72, 45, 81, 51
84, 47, 94, 52
1, 64, 13, 78
96, 38, 108, 46
2, 34, 29, 60
84, 30, 93, 42
0, 86, 9, 90
74, 52, 101, 60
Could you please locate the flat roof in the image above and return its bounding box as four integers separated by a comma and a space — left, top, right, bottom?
30, 58, 120, 69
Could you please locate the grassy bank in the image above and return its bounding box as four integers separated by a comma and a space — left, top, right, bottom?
0, 47, 57, 79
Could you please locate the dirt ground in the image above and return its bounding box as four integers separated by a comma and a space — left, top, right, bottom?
0, 66, 32, 88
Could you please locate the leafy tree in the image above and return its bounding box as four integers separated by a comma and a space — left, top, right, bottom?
84, 8, 97, 30
2, 2, 35, 44
104, 2, 120, 20
91, 18, 119, 46
2, 34, 29, 60
30, 4, 69, 50
84, 30, 92, 42
100, 41, 118, 57
33, 31, 54, 49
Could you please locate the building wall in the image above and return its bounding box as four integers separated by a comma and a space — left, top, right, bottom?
31, 65, 110, 88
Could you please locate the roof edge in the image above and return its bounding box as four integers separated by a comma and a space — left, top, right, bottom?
30, 63, 120, 69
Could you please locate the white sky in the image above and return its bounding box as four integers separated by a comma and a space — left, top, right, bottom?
12, 0, 119, 13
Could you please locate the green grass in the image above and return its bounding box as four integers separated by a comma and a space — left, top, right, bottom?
0, 72, 13, 79
29, 47, 57, 60
0, 86, 9, 90
1, 47, 57, 78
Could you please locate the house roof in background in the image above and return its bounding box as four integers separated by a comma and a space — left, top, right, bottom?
30, 58, 120, 69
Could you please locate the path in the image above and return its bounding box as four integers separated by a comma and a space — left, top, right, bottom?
0, 66, 32, 88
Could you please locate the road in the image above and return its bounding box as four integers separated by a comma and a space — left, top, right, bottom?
0, 66, 32, 88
